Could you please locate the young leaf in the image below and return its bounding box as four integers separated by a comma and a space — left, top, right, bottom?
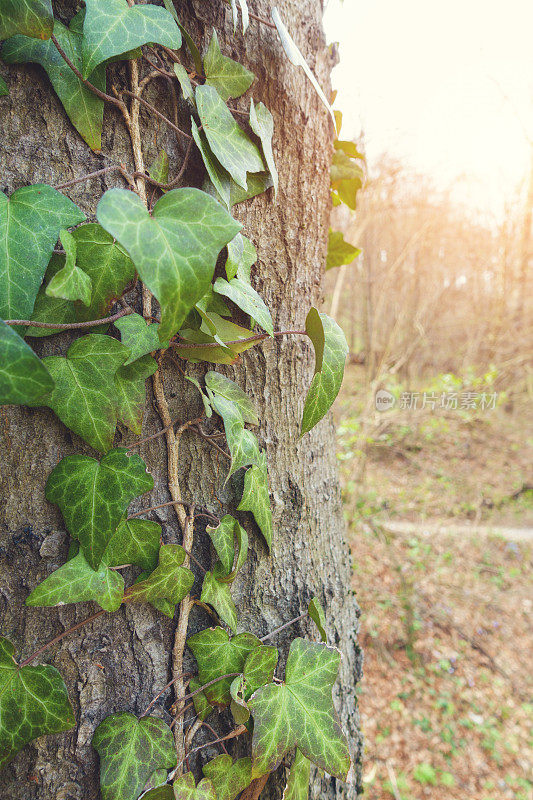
97, 188, 241, 342
2, 13, 106, 150
173, 318, 257, 365
271, 7, 335, 126
205, 372, 258, 425
204, 171, 273, 208
326, 230, 360, 271
237, 451, 272, 550
230, 675, 249, 724
333, 140, 365, 160
150, 150, 169, 185
0, 319, 54, 405
46, 228, 92, 306
0, 636, 75, 769
103, 518, 161, 573
25, 551, 124, 612
249, 100, 278, 197
187, 626, 260, 705
201, 563, 238, 633
92, 713, 177, 800
0, 0, 53, 40
25, 253, 77, 337
249, 638, 351, 780
225, 233, 257, 282
81, 0, 181, 78
242, 646, 278, 700
127, 545, 194, 612
114, 353, 158, 434
191, 119, 232, 209
206, 514, 237, 575
174, 63, 194, 103
114, 313, 166, 365
46, 448, 153, 570
300, 309, 348, 436
202, 755, 252, 800
307, 596, 327, 642
204, 28, 254, 101
38, 334, 129, 452
214, 277, 273, 336
196, 85, 264, 190
171, 773, 217, 800
282, 750, 311, 800
211, 394, 261, 477
0, 185, 84, 321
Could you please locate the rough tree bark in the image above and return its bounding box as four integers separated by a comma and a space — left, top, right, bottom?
0, 1, 363, 798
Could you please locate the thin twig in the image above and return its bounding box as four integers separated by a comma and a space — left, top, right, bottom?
173, 330, 307, 350
127, 500, 198, 520
178, 725, 247, 767
121, 89, 192, 140
126, 415, 200, 451
142, 673, 192, 717
19, 609, 106, 668
54, 165, 132, 190
7, 308, 133, 330
191, 425, 231, 461
260, 612, 307, 642
249, 12, 276, 29
51, 34, 126, 111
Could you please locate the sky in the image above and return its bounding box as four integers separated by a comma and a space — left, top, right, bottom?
322, 0, 533, 218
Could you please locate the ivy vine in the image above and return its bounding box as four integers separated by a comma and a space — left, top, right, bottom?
0, 1, 364, 798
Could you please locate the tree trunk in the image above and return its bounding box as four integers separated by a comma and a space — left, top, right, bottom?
0, 2, 363, 799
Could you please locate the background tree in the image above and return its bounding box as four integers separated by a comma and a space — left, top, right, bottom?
0, 1, 362, 799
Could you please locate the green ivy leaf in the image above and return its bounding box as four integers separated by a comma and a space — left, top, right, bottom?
131, 784, 173, 800
26, 266, 77, 336
326, 230, 360, 271
205, 514, 237, 575
25, 551, 124, 612
211, 394, 260, 477
0, 636, 75, 770
229, 675, 249, 725
283, 750, 311, 800
92, 713, 177, 800
0, 0, 53, 40
204, 171, 273, 209
201, 563, 238, 633
0, 318, 54, 405
114, 353, 158, 434
45, 228, 92, 305
271, 7, 335, 126
330, 150, 363, 185
205, 372, 258, 425
38, 334, 129, 452
81, 0, 181, 78
214, 277, 273, 336
115, 313, 166, 365
249, 638, 351, 780
45, 448, 153, 569
333, 140, 364, 160
191, 119, 231, 209
237, 451, 272, 550
0, 75, 8, 95
2, 13, 106, 150
242, 646, 278, 700
103, 518, 161, 573
173, 63, 194, 103
0, 184, 84, 321
202, 755, 252, 800
196, 85, 264, 190
204, 28, 254, 101
188, 677, 215, 721
307, 596, 327, 642
127, 545, 194, 614
175, 314, 256, 365
187, 626, 260, 706
300, 308, 348, 436
172, 773, 217, 800
150, 149, 169, 185
249, 100, 278, 197
225, 233, 257, 282
97, 188, 240, 342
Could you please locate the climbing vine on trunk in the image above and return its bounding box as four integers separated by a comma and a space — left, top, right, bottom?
0, 1, 363, 798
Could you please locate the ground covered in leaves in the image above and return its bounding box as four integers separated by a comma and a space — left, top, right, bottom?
336, 374, 532, 799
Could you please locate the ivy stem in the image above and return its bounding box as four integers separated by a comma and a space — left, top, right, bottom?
50, 34, 128, 113
125, 413, 203, 452
18, 609, 106, 668
141, 673, 192, 717
172, 506, 196, 768
54, 165, 133, 190
260, 612, 307, 642
248, 12, 277, 30
191, 425, 231, 461
6, 308, 133, 329
171, 672, 241, 718
177, 725, 247, 768
121, 89, 192, 141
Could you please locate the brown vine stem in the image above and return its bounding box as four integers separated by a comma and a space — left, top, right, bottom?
51, 34, 127, 112
54, 165, 132, 191
172, 329, 307, 350
240, 774, 270, 800
5, 308, 133, 329
248, 12, 277, 29
259, 612, 307, 642
178, 725, 247, 767
142, 673, 192, 717
121, 89, 192, 141
18, 609, 106, 668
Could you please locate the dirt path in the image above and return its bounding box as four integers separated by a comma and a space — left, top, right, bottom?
382, 519, 533, 542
